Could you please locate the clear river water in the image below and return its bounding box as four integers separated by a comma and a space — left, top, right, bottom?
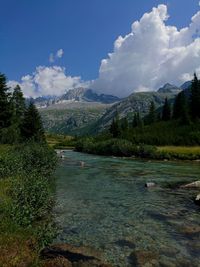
54, 150, 200, 267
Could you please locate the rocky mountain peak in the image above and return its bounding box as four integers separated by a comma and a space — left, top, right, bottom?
158, 83, 182, 93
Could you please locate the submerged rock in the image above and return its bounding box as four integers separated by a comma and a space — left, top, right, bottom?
180, 180, 200, 188
41, 243, 112, 267
43, 257, 72, 267
194, 194, 200, 205
179, 225, 200, 236
129, 250, 159, 266
145, 182, 156, 188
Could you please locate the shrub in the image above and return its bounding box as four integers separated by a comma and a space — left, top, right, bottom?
10, 173, 52, 226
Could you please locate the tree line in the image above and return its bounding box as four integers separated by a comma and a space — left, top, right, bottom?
0, 73, 45, 144
110, 73, 200, 138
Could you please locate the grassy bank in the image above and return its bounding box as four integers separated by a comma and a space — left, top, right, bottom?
75, 138, 200, 160
46, 133, 75, 149
156, 146, 200, 160
0, 143, 57, 266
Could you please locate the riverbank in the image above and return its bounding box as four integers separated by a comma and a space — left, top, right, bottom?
0, 143, 57, 266
75, 137, 200, 161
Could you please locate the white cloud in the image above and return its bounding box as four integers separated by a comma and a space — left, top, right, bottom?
49, 53, 54, 63
49, 49, 64, 63
93, 4, 200, 97
9, 66, 87, 98
56, 49, 64, 58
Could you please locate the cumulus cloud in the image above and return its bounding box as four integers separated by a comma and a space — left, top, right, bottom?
93, 4, 200, 97
49, 49, 64, 63
8, 66, 87, 98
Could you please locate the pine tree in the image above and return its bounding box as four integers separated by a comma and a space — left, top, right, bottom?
22, 102, 45, 142
147, 101, 156, 124
162, 98, 171, 121
109, 117, 120, 138
121, 117, 128, 131
11, 85, 26, 124
190, 73, 200, 120
132, 113, 138, 128
0, 73, 11, 128
173, 91, 190, 124
132, 112, 143, 128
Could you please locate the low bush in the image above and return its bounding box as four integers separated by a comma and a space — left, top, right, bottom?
0, 141, 58, 265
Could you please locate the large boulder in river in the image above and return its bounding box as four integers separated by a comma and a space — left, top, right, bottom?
41, 243, 112, 267
180, 181, 200, 188
145, 182, 156, 188
194, 194, 200, 205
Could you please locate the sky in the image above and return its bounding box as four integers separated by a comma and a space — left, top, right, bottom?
1, 0, 200, 97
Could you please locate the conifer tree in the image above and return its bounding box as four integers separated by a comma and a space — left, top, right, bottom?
147, 101, 156, 124
132, 112, 143, 128
190, 73, 200, 119
22, 102, 45, 142
11, 85, 26, 124
162, 98, 171, 121
0, 73, 11, 128
121, 117, 128, 131
109, 118, 120, 138
173, 91, 190, 124
132, 113, 138, 128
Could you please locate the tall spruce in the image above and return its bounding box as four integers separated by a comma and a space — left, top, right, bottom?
121, 117, 128, 131
0, 73, 11, 128
162, 98, 171, 121
147, 101, 156, 124
190, 73, 200, 120
22, 102, 45, 142
11, 85, 26, 124
173, 91, 190, 124
132, 112, 143, 128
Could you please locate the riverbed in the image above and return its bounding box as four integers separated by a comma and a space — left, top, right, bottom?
54, 150, 200, 266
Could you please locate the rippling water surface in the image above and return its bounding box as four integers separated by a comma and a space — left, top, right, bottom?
54, 150, 200, 266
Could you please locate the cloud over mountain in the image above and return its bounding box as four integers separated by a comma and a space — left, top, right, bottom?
9, 4, 200, 98
93, 4, 200, 97
8, 66, 86, 97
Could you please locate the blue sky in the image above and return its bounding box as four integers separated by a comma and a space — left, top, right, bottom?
1, 0, 199, 81
1, 0, 200, 97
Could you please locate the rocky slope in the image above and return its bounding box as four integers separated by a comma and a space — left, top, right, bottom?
38, 82, 191, 135
33, 88, 119, 135
32, 87, 120, 109
92, 91, 177, 133
40, 102, 112, 135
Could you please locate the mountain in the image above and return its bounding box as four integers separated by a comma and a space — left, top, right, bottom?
40, 102, 112, 135
180, 81, 192, 90
37, 81, 192, 135
91, 91, 179, 134
60, 87, 120, 103
157, 83, 182, 94
35, 87, 119, 135
32, 87, 120, 109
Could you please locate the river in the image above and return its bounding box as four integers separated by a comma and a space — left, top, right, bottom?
54, 150, 200, 266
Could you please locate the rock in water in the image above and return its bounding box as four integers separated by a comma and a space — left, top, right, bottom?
41, 243, 112, 267
180, 181, 200, 188
145, 182, 156, 188
195, 194, 200, 205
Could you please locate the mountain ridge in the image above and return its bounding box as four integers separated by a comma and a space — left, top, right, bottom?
37, 81, 191, 135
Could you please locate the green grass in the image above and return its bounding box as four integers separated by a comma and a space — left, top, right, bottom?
46, 133, 75, 149
157, 146, 200, 160
158, 146, 200, 155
